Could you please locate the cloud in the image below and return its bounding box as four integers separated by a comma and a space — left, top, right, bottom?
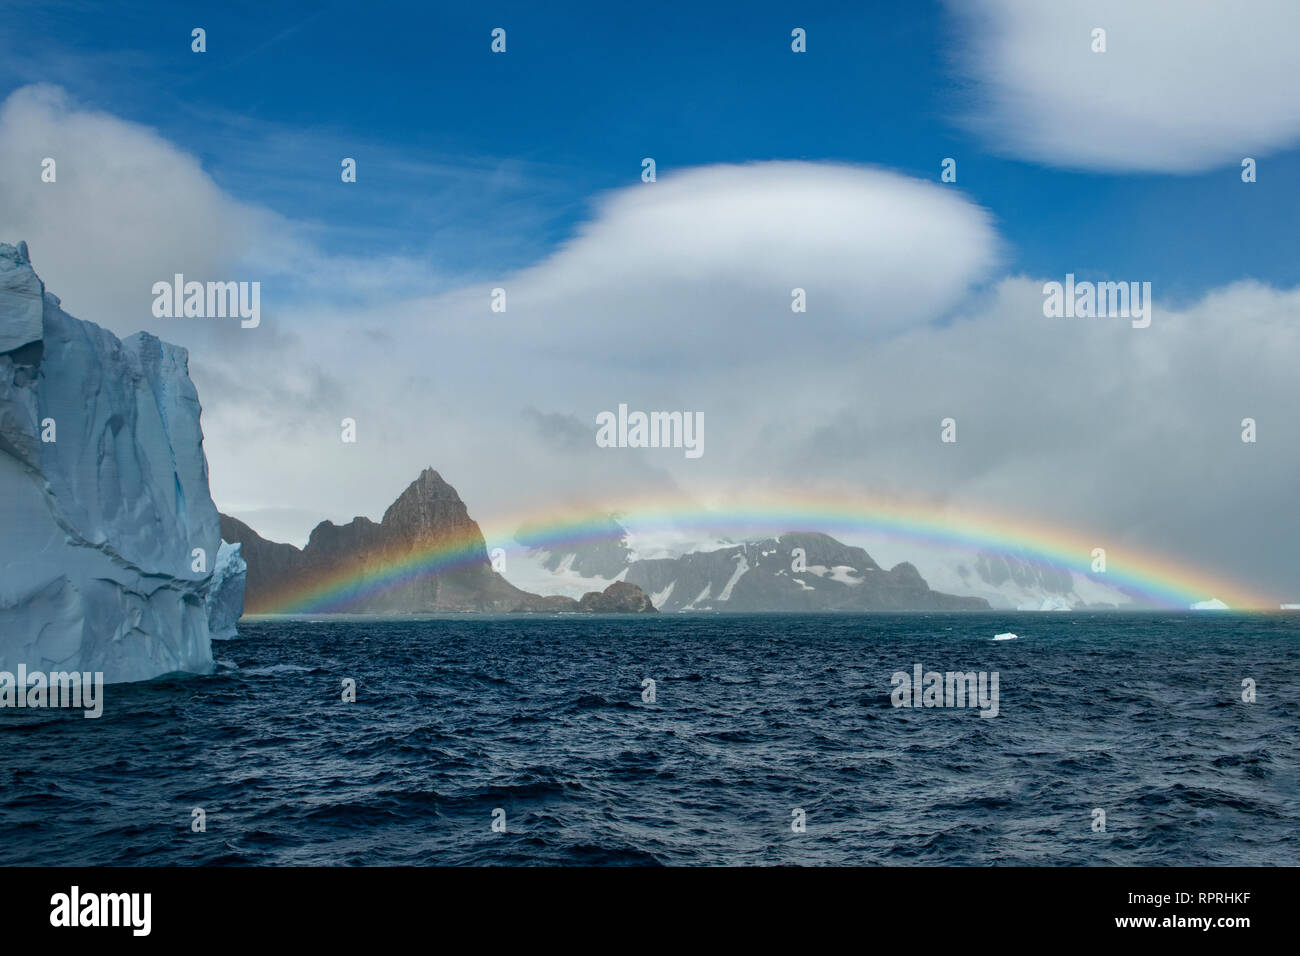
946, 0, 1300, 172
0, 85, 439, 338
750, 276, 1300, 596
0, 84, 262, 329
184, 160, 996, 544
4, 86, 1296, 599
507, 161, 1001, 361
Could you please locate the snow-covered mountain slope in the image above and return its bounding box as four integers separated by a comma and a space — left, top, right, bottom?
622, 532, 986, 611
909, 546, 1135, 610
0, 241, 242, 682
510, 515, 986, 611
510, 514, 1138, 611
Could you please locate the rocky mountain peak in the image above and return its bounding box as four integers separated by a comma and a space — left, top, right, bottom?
380, 467, 475, 539
222, 467, 536, 613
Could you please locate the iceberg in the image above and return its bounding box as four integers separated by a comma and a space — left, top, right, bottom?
1190, 598, 1230, 610
0, 241, 243, 683
205, 540, 247, 640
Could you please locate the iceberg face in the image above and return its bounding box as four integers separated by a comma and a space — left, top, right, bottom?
205, 540, 247, 640
0, 241, 42, 353
0, 241, 235, 683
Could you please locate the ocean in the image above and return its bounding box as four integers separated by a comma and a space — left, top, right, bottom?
2, 612, 1296, 866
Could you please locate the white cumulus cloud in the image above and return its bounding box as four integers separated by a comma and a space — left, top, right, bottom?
947, 0, 1300, 172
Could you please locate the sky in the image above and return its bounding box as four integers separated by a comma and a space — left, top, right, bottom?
1, 0, 1298, 602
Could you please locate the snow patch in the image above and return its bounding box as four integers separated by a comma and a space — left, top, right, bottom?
717, 553, 749, 601
828, 565, 862, 585
683, 584, 713, 610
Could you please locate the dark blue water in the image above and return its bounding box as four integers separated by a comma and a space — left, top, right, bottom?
2, 613, 1297, 865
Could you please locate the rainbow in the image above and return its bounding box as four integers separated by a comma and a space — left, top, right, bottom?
250, 488, 1276, 614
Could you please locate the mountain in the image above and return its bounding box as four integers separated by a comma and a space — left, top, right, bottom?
510, 581, 658, 614
517, 512, 1146, 611
516, 513, 632, 578
222, 468, 659, 614
224, 468, 537, 613
217, 514, 303, 612
579, 581, 657, 612
517, 516, 989, 612
225, 475, 997, 615
921, 547, 1133, 609
624, 532, 988, 611
0, 241, 244, 682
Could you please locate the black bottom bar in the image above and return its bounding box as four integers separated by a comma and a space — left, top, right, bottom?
3, 865, 1281, 941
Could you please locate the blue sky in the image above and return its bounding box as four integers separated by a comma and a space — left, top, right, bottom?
5, 0, 1299, 305
3, 1, 1299, 601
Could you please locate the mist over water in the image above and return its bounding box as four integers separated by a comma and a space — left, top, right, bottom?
2, 613, 1296, 866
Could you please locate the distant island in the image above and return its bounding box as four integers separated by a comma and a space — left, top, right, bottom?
221, 468, 658, 614
222, 468, 988, 615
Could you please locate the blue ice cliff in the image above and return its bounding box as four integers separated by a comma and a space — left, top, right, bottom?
0, 241, 244, 683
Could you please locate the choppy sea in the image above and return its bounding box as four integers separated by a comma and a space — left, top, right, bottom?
2, 612, 1296, 865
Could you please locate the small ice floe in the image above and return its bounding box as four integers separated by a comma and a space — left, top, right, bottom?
993, 632, 1018, 641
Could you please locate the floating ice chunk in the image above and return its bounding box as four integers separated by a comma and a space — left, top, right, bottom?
206, 541, 247, 640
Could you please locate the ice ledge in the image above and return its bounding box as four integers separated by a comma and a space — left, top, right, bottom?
0, 241, 44, 352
